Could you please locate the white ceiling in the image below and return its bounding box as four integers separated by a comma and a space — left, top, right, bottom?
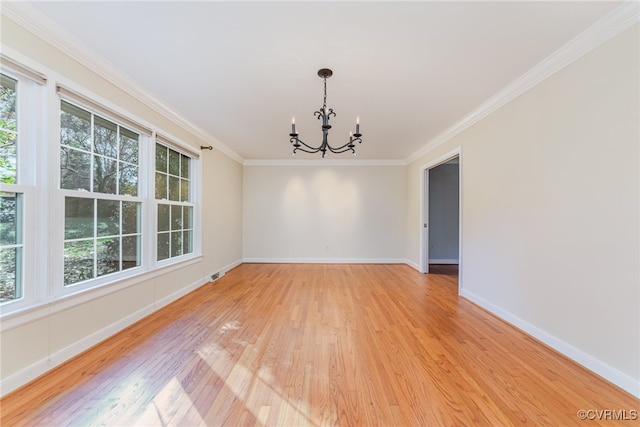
23, 1, 622, 161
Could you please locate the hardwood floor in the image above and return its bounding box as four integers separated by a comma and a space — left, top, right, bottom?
1, 263, 637, 426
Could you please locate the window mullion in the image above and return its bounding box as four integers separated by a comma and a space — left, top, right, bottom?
90, 112, 95, 193
93, 198, 97, 281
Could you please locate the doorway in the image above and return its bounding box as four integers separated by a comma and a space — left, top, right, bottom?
429, 158, 459, 264
420, 150, 461, 279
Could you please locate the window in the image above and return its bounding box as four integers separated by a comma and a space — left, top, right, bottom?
0, 56, 201, 317
0, 73, 23, 303
60, 101, 142, 286
155, 141, 194, 260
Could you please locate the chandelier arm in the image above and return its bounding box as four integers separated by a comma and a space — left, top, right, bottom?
291, 137, 324, 153
294, 147, 322, 154
327, 147, 355, 155
325, 137, 362, 153
327, 146, 355, 154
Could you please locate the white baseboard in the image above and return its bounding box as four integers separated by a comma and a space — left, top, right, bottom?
460, 289, 640, 399
222, 259, 243, 273
405, 259, 421, 271
243, 257, 409, 264
428, 259, 459, 264
0, 275, 210, 397
200, 259, 243, 283
153, 278, 209, 311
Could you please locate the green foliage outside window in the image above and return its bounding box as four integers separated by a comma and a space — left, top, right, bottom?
0, 192, 22, 302
0, 74, 17, 184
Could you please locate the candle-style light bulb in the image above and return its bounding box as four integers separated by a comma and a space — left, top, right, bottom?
291, 117, 296, 133
356, 116, 360, 134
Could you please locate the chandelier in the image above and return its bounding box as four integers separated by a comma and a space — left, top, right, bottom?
289, 68, 362, 157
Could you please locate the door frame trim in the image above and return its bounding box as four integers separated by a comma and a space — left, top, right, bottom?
419, 148, 462, 286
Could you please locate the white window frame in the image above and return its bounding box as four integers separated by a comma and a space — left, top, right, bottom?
0, 65, 45, 314
153, 135, 201, 267
54, 94, 150, 298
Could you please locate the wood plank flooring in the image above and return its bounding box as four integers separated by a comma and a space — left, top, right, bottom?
1, 263, 638, 426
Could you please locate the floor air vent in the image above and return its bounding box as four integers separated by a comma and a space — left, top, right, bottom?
211, 272, 221, 281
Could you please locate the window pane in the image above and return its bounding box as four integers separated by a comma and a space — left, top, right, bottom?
0, 74, 17, 131
155, 143, 167, 172
0, 192, 18, 245
168, 149, 180, 176
183, 206, 193, 230
171, 231, 182, 257
157, 232, 169, 260
60, 147, 91, 191
183, 230, 193, 254
171, 205, 182, 230
97, 237, 119, 277
180, 154, 190, 178
93, 155, 117, 194
122, 235, 140, 270
0, 131, 16, 184
119, 163, 138, 197
64, 239, 94, 285
120, 128, 139, 165
157, 204, 170, 232
180, 179, 189, 202
94, 116, 117, 158
155, 172, 167, 199
0, 74, 17, 186
61, 101, 91, 151
169, 176, 180, 201
97, 199, 119, 237
65, 197, 94, 239
0, 247, 21, 302
122, 202, 140, 235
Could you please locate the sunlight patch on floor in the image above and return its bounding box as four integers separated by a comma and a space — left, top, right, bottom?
198, 343, 320, 426
134, 377, 207, 426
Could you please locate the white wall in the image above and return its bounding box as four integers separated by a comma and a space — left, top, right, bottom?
243, 165, 406, 262
202, 149, 243, 275
0, 14, 244, 394
407, 25, 639, 396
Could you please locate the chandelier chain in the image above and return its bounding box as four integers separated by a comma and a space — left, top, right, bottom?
323, 77, 328, 110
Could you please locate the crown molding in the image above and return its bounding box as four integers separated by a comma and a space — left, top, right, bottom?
406, 1, 640, 164
243, 158, 407, 167
1, 1, 245, 164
